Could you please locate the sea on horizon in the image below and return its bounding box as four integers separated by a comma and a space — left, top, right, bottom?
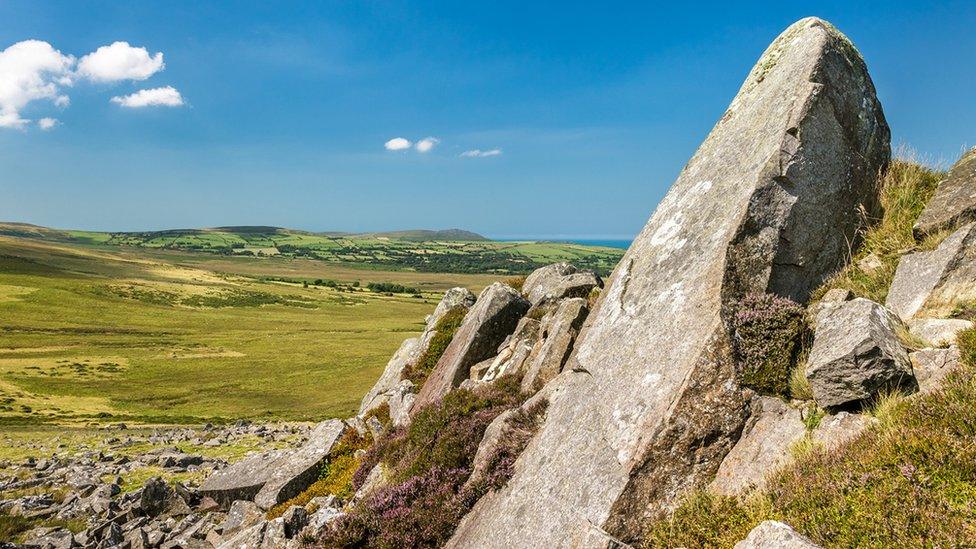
491, 236, 632, 250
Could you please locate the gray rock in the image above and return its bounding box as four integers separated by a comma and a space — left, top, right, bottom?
857, 253, 884, 274
520, 298, 589, 392
387, 380, 416, 428
811, 411, 875, 448
908, 317, 973, 347
886, 222, 976, 319
465, 409, 518, 489
23, 527, 74, 549
352, 463, 385, 503
280, 505, 308, 538
253, 420, 346, 510
734, 520, 822, 549
357, 337, 420, 415
910, 346, 961, 393
480, 317, 542, 381
427, 287, 477, 328
808, 298, 915, 408
140, 477, 175, 517
216, 520, 267, 549
412, 282, 530, 412
220, 499, 264, 538
523, 263, 601, 306
200, 450, 288, 509
448, 17, 889, 548
914, 147, 976, 237
712, 397, 807, 496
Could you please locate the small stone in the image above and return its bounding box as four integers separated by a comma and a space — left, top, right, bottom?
734, 520, 822, 548
908, 318, 973, 347
910, 346, 962, 393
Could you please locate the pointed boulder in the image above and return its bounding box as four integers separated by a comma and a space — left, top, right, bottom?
448, 17, 888, 547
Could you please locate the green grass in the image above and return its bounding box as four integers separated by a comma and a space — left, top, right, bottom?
641, 327, 976, 548
0, 235, 471, 425
812, 160, 944, 304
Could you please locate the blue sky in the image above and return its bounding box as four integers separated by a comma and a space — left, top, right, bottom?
1, 1, 973, 238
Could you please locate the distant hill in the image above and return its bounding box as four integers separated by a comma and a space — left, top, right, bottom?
0, 222, 620, 275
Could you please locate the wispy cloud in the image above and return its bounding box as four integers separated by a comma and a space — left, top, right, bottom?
111, 86, 184, 108
384, 137, 412, 151
460, 148, 502, 158
37, 117, 58, 130
415, 137, 439, 153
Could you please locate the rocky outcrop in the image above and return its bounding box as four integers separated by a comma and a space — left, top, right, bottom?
254, 419, 345, 509
522, 262, 602, 306
412, 282, 530, 412
479, 317, 542, 381
520, 298, 589, 392
914, 147, 976, 237
807, 298, 915, 408
448, 17, 889, 547
358, 287, 477, 416
200, 450, 288, 508
886, 222, 976, 319
734, 521, 822, 549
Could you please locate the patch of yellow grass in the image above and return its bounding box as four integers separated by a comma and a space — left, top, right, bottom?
0, 284, 37, 303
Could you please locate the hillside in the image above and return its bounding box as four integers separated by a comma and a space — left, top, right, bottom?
0, 223, 622, 276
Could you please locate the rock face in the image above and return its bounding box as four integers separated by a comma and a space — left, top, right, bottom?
522, 262, 602, 306
914, 147, 976, 237
448, 17, 889, 547
254, 419, 346, 509
358, 337, 420, 414
734, 521, 822, 549
887, 222, 976, 319
908, 318, 973, 347
412, 282, 529, 412
910, 346, 961, 393
807, 298, 915, 408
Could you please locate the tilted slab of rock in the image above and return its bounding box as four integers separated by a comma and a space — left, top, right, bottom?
886, 222, 976, 319
358, 287, 477, 416
807, 298, 915, 408
448, 17, 889, 547
911, 346, 961, 393
712, 397, 806, 496
199, 450, 288, 509
479, 317, 541, 381
412, 282, 529, 412
734, 520, 822, 549
914, 147, 976, 237
908, 318, 974, 347
520, 297, 589, 392
253, 419, 346, 510
522, 262, 602, 306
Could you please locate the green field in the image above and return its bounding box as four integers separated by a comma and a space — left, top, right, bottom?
0, 235, 504, 426
0, 223, 624, 275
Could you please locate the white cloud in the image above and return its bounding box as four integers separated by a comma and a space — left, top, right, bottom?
110, 86, 184, 108
415, 137, 439, 153
0, 40, 75, 128
77, 41, 164, 82
460, 148, 502, 158
37, 117, 58, 130
384, 137, 412, 151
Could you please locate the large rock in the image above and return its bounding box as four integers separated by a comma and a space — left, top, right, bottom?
910, 346, 961, 393
886, 222, 976, 319
200, 450, 288, 509
479, 317, 542, 382
711, 397, 806, 496
254, 420, 346, 509
412, 283, 529, 411
734, 521, 822, 549
908, 318, 973, 347
448, 17, 889, 547
520, 298, 589, 392
522, 262, 602, 306
358, 287, 477, 416
807, 298, 915, 408
914, 147, 976, 237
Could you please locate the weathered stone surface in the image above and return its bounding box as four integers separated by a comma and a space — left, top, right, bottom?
520, 298, 589, 393
200, 450, 287, 508
427, 287, 477, 327
734, 520, 822, 549
811, 411, 874, 448
465, 409, 517, 488
216, 520, 267, 549
808, 298, 915, 408
914, 147, 976, 237
523, 262, 602, 306
448, 17, 889, 548
908, 318, 973, 347
481, 317, 541, 381
387, 379, 416, 428
358, 337, 420, 415
886, 222, 976, 319
412, 282, 529, 412
220, 500, 264, 538
712, 397, 806, 495
253, 420, 346, 510
910, 346, 961, 393
808, 287, 854, 321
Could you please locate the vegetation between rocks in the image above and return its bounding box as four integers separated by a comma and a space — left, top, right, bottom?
730, 292, 806, 397
642, 326, 976, 548
401, 307, 467, 387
